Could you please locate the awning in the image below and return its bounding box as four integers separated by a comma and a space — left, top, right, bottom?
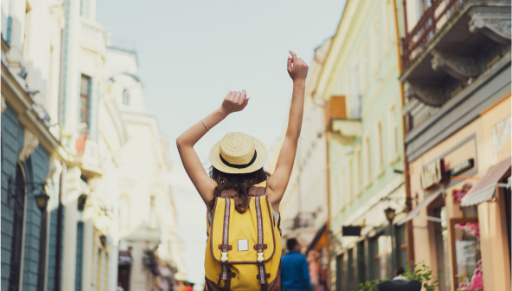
460, 157, 511, 207
306, 224, 327, 253
397, 189, 443, 225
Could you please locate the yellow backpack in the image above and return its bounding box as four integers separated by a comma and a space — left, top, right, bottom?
204, 185, 282, 291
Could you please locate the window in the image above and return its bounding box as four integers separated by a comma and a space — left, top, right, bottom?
339, 169, 346, 209
355, 147, 362, 195
359, 42, 368, 92
347, 156, 354, 202
80, 74, 91, 127
2, 0, 13, 44
371, 20, 380, 73
149, 195, 157, 228
364, 136, 372, 186
352, 65, 361, 119
9, 164, 26, 291
357, 241, 366, 284
385, 0, 395, 49
80, 0, 90, 18
348, 248, 358, 290
336, 254, 345, 291
22, 4, 32, 61
370, 234, 391, 280
122, 89, 130, 106
75, 222, 84, 291
344, 77, 351, 103
388, 104, 400, 162
376, 121, 384, 175
395, 224, 408, 270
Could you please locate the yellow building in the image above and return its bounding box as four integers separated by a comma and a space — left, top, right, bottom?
397, 0, 511, 290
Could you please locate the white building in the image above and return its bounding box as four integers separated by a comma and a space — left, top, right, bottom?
105, 46, 183, 291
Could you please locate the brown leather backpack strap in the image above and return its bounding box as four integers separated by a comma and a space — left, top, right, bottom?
254, 196, 268, 287
218, 197, 231, 284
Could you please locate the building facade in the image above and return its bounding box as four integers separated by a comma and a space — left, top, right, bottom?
2, 1, 183, 291
397, 0, 511, 290
105, 46, 182, 291
270, 38, 331, 290
314, 0, 407, 289
1, 0, 68, 290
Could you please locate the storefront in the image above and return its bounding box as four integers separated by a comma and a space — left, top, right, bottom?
402, 95, 510, 291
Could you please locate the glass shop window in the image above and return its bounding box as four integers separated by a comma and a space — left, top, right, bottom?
450, 218, 482, 291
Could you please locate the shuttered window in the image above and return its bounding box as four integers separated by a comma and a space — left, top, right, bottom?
75, 222, 84, 291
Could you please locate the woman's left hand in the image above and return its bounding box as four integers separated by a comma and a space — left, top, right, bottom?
220, 90, 249, 115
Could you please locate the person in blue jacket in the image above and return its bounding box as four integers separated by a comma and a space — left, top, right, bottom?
281, 238, 311, 291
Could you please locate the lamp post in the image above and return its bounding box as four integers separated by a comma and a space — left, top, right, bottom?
384, 207, 396, 279
35, 187, 50, 291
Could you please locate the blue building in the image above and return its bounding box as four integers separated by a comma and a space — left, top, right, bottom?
1, 0, 68, 290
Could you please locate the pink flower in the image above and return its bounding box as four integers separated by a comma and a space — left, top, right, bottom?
471, 268, 483, 288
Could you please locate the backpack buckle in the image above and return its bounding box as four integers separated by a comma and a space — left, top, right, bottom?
257, 251, 264, 262
221, 251, 228, 262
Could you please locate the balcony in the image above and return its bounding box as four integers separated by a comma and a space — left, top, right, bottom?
400, 0, 511, 107
79, 18, 107, 57
325, 96, 362, 145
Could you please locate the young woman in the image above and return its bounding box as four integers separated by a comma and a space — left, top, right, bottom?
176, 51, 308, 290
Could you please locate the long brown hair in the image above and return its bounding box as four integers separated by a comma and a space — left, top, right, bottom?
208, 166, 270, 212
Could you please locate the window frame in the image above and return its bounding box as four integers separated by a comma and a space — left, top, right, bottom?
80, 74, 91, 128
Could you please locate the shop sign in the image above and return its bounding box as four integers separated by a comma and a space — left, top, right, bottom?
342, 226, 361, 236
452, 183, 472, 204
449, 159, 475, 177
118, 251, 133, 266
420, 159, 445, 190
491, 116, 511, 158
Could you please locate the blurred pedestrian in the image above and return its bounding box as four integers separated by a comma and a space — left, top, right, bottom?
307, 250, 320, 291
116, 282, 124, 291
281, 238, 311, 291
393, 267, 408, 281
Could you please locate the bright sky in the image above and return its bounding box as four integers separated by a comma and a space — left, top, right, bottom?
96, 0, 346, 287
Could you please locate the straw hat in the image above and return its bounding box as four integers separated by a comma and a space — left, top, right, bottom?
209, 132, 267, 174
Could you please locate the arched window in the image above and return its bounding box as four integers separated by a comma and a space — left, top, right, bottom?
9, 163, 26, 291
122, 89, 130, 106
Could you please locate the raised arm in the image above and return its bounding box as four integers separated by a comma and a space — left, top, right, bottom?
176, 91, 249, 203
267, 51, 309, 211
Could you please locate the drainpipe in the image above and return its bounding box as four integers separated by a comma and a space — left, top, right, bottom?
393, 0, 415, 271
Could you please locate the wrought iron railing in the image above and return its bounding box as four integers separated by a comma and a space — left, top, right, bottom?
402, 0, 467, 68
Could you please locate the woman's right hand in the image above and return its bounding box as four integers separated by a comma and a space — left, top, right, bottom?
287, 51, 309, 82
220, 90, 249, 115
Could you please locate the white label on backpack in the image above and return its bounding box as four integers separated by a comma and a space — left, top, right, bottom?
238, 239, 249, 251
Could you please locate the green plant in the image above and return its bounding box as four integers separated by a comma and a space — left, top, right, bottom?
358, 262, 440, 291
358, 279, 379, 291
404, 262, 441, 291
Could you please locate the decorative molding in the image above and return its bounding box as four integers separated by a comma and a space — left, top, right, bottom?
19, 128, 39, 162
469, 11, 511, 44
45, 157, 63, 181
431, 51, 481, 81
405, 82, 447, 107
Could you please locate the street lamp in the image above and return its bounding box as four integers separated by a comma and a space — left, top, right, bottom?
384, 207, 396, 278
384, 207, 396, 223
35, 189, 50, 211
